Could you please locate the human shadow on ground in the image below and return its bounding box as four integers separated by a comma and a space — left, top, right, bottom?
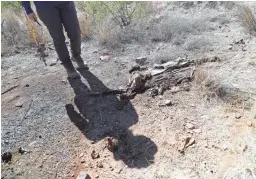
65, 69, 157, 168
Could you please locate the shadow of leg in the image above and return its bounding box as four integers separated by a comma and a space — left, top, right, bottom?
65, 104, 87, 131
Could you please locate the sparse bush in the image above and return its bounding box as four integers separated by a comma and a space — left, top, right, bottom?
195, 67, 225, 101
184, 36, 210, 51
237, 5, 256, 35
148, 14, 210, 44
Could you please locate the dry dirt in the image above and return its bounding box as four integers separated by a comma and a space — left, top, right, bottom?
1, 2, 256, 179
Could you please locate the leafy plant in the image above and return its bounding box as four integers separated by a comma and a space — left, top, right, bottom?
76, 2, 149, 28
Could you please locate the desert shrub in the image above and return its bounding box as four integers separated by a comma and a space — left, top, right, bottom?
148, 14, 210, 44
77, 2, 150, 28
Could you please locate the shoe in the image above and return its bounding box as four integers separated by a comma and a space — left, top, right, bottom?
72, 56, 89, 70
65, 66, 80, 79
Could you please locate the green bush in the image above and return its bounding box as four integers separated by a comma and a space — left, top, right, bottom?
1, 1, 22, 12
76, 2, 149, 28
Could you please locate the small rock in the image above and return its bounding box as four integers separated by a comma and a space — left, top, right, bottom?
15, 100, 23, 107
170, 86, 180, 93
235, 113, 242, 119
95, 174, 99, 178
24, 84, 29, 87
150, 88, 158, 97
158, 86, 164, 95
193, 128, 201, 133
100, 55, 110, 61
36, 164, 43, 168
116, 168, 123, 174
243, 145, 248, 152
18, 147, 26, 154
222, 144, 228, 151
158, 100, 173, 107
203, 142, 208, 148
2, 152, 12, 163
49, 62, 57, 66
186, 123, 195, 130
79, 153, 84, 158
164, 100, 172, 106
91, 150, 100, 159
61, 80, 67, 84
81, 159, 85, 163
247, 121, 252, 127
97, 163, 103, 168
210, 56, 220, 62
153, 63, 165, 69
76, 171, 90, 179
129, 65, 140, 74
135, 57, 147, 65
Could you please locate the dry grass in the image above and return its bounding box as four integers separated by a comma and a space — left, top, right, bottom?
148, 14, 210, 44
195, 67, 225, 102
237, 5, 256, 35
77, 12, 93, 40
95, 21, 120, 48
1, 9, 51, 55
195, 66, 255, 110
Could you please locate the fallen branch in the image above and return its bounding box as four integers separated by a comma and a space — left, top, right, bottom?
1, 85, 19, 95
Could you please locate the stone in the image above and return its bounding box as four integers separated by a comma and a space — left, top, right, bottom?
186, 123, 195, 130
158, 100, 172, 107
91, 150, 100, 159
81, 159, 85, 163
129, 65, 140, 74
193, 128, 201, 133
100, 55, 110, 61
170, 86, 181, 93
15, 100, 23, 107
247, 121, 252, 127
222, 144, 228, 151
135, 57, 147, 65
80, 153, 84, 158
164, 100, 172, 106
76, 171, 90, 179
235, 113, 242, 119
97, 163, 103, 168
49, 62, 57, 66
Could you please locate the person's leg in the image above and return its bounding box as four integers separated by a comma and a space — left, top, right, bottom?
58, 2, 88, 69
36, 7, 80, 78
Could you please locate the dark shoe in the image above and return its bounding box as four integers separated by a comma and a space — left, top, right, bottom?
65, 66, 80, 79
72, 56, 89, 70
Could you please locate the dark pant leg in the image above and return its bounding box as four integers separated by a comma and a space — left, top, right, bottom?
36, 7, 73, 68
58, 2, 81, 58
